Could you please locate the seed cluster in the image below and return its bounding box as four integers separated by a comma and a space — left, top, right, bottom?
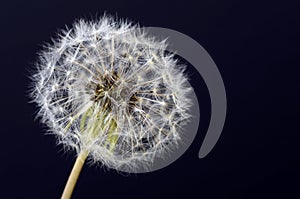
31, 17, 192, 171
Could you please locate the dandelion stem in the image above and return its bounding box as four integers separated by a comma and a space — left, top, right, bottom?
61, 150, 89, 199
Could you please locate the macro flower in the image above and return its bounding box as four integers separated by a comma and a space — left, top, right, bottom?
30, 16, 192, 172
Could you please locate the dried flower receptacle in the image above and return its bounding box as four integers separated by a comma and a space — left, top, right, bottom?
30, 16, 192, 198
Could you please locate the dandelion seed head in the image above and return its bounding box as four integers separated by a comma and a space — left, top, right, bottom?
30, 16, 193, 172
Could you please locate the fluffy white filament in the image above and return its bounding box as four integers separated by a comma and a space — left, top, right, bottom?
30, 16, 192, 171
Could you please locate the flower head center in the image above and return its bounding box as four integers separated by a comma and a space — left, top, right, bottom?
92, 71, 119, 103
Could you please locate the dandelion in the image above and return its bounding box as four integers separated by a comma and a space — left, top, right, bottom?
30, 15, 192, 198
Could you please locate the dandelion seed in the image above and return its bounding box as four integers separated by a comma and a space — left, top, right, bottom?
30, 15, 192, 198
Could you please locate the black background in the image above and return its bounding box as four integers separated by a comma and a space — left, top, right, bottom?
0, 0, 299, 198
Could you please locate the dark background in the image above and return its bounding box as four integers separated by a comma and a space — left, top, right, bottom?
0, 0, 299, 198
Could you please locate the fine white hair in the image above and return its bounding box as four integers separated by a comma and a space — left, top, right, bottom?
30, 16, 192, 171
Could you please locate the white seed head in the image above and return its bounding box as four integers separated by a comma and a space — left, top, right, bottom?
30, 16, 193, 171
